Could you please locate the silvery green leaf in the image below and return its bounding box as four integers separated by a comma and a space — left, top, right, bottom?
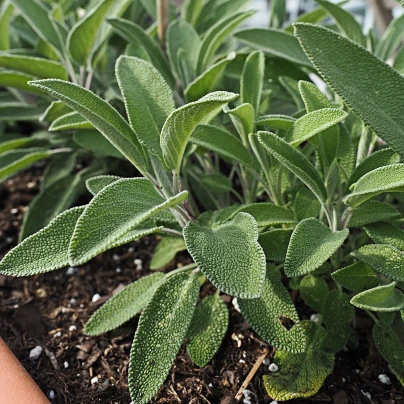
200, 173, 232, 194
150, 237, 186, 270
50, 112, 94, 131
285, 218, 349, 277
86, 175, 122, 196
128, 273, 199, 404
40, 101, 71, 122
0, 206, 85, 276
73, 130, 124, 159
0, 103, 46, 121
255, 114, 296, 131
187, 294, 228, 367
364, 222, 404, 251
375, 13, 404, 61
42, 153, 77, 190
85, 273, 166, 336
161, 91, 238, 172
348, 200, 401, 228
0, 69, 43, 94
238, 268, 306, 353
279, 76, 304, 110
258, 229, 293, 262
331, 262, 380, 292
182, 0, 203, 26
300, 274, 328, 312
184, 212, 266, 298
0, 1, 13, 50
226, 104, 255, 144
69, 178, 188, 265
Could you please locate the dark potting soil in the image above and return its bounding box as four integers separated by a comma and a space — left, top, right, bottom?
0, 172, 403, 404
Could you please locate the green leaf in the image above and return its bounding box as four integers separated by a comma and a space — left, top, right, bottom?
200, 173, 232, 193
0, 69, 44, 94
150, 237, 186, 270
0, 206, 85, 276
294, 23, 404, 159
0, 52, 67, 80
231, 203, 297, 228
331, 262, 380, 292
50, 112, 94, 131
0, 103, 46, 121
67, 0, 115, 66
376, 13, 404, 61
0, 1, 14, 50
288, 108, 347, 146
116, 56, 174, 157
315, 0, 366, 46
187, 294, 228, 367
226, 103, 254, 141
238, 268, 306, 353
352, 244, 404, 282
108, 18, 175, 88
184, 212, 266, 298
0, 136, 43, 154
285, 218, 349, 277
185, 53, 235, 102
373, 324, 404, 384
40, 101, 71, 122
182, 0, 203, 26
351, 282, 404, 312
258, 229, 293, 262
269, 0, 286, 28
11, 0, 64, 56
29, 79, 147, 171
85, 273, 165, 336
196, 10, 254, 74
240, 51, 264, 115
255, 114, 296, 131
86, 175, 122, 196
234, 28, 311, 67
364, 222, 404, 251
69, 178, 188, 265
285, 6, 328, 32
348, 200, 401, 228
73, 130, 124, 159
42, 153, 77, 190
161, 91, 238, 172
300, 274, 328, 312
279, 76, 304, 110
128, 273, 199, 404
0, 148, 51, 183
263, 321, 334, 401
344, 164, 404, 208
258, 131, 327, 203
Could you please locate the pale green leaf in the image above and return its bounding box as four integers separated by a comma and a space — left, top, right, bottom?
42, 153, 77, 190
259, 229, 293, 262
0, 69, 44, 94
128, 273, 199, 404
0, 1, 14, 51
73, 130, 124, 159
300, 274, 328, 312
0, 103, 46, 121
238, 268, 306, 353
49, 111, 94, 131
0, 206, 85, 276
331, 262, 380, 292
86, 175, 122, 196
241, 50, 264, 115
40, 101, 71, 122
200, 173, 232, 194
255, 114, 296, 131
187, 294, 228, 367
184, 212, 266, 298
225, 103, 254, 142
376, 13, 404, 61
0, 137, 43, 154
85, 273, 165, 335
285, 218, 349, 277
348, 200, 401, 228
182, 0, 203, 26
69, 178, 188, 265
150, 237, 186, 270
279, 76, 304, 110
364, 222, 404, 251
161, 91, 238, 172
269, 0, 286, 28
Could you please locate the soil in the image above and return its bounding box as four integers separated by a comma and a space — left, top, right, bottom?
0, 172, 403, 404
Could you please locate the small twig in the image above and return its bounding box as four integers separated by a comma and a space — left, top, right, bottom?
157, 0, 169, 50
234, 347, 270, 401
85, 71, 93, 89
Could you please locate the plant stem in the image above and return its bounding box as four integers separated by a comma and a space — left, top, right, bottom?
85, 71, 93, 89
157, 0, 169, 51
166, 262, 198, 278
161, 227, 183, 237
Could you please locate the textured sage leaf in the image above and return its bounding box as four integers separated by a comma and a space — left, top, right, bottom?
0, 69, 43, 94
50, 112, 94, 131
279, 76, 304, 110
263, 321, 334, 401
150, 237, 186, 270
42, 153, 77, 190
364, 222, 404, 251
184, 212, 266, 298
73, 130, 124, 159
0, 1, 13, 50
86, 175, 122, 196
376, 13, 404, 61
187, 294, 229, 367
348, 148, 400, 187
285, 218, 349, 277
128, 273, 199, 404
294, 23, 404, 158
0, 206, 85, 276
85, 273, 165, 336
231, 203, 296, 228
29, 79, 147, 171
258, 229, 293, 262
348, 200, 401, 228
40, 101, 71, 122
234, 28, 311, 67
300, 274, 328, 312
373, 324, 404, 384
353, 244, 404, 282
315, 0, 366, 46
108, 18, 175, 87
196, 10, 254, 74
226, 103, 255, 142
67, 0, 115, 66
11, 0, 64, 56
116, 56, 174, 157
258, 131, 327, 203
344, 164, 404, 208
288, 108, 347, 146
161, 91, 238, 172
351, 282, 404, 312
0, 53, 67, 80
238, 269, 306, 353
185, 53, 234, 102
69, 178, 188, 265
331, 262, 380, 292
255, 114, 296, 131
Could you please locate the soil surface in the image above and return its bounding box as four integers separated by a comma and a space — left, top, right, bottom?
0, 172, 403, 404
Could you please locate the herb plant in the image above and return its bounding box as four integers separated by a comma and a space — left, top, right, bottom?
2, 0, 404, 402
